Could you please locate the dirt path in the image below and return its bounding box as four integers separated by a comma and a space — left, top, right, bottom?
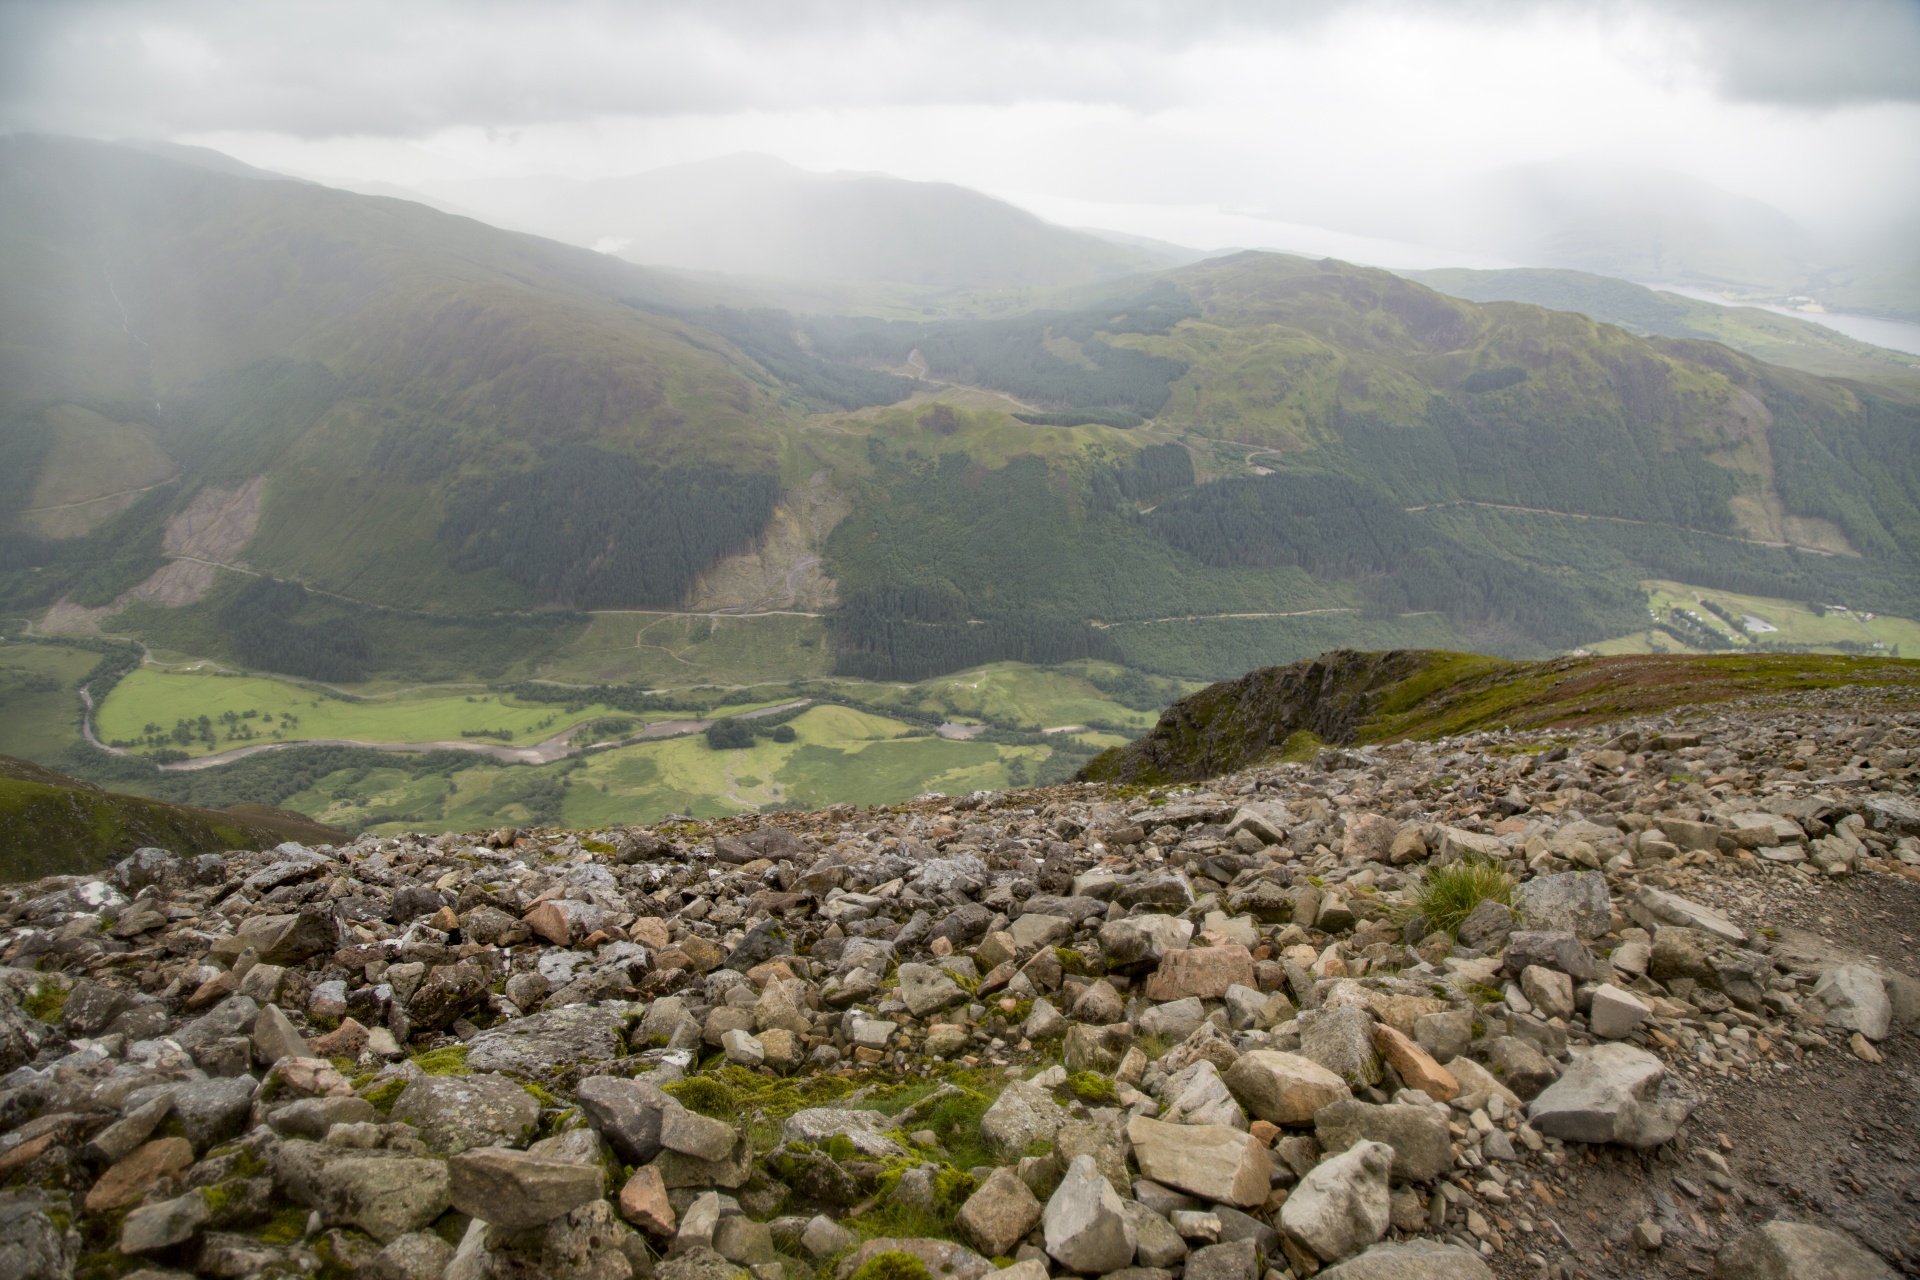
1493, 873, 1920, 1278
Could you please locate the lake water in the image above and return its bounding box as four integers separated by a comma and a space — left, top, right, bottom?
1650, 284, 1920, 358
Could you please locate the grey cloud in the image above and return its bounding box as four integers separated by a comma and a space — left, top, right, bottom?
1, 0, 1914, 143
1645, 0, 1920, 106
0, 0, 1335, 137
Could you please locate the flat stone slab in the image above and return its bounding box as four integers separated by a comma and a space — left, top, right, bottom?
465, 1005, 627, 1075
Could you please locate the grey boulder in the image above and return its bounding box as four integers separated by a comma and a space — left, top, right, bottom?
1279, 1139, 1393, 1263
388, 1074, 541, 1155
1319, 1239, 1496, 1278
447, 1148, 604, 1231
896, 963, 966, 1017
1511, 871, 1611, 939
1715, 1220, 1894, 1279
1810, 966, 1892, 1041
1043, 1154, 1137, 1275
576, 1075, 673, 1164
1527, 1043, 1694, 1149
464, 1005, 627, 1075
1313, 1098, 1453, 1184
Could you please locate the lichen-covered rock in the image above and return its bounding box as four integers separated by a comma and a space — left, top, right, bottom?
388, 1074, 541, 1155
462, 1005, 622, 1074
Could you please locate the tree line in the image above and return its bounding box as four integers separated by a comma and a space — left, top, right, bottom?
440, 446, 780, 609
216, 577, 374, 682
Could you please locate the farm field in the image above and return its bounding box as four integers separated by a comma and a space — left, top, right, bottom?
897, 661, 1170, 731
1587, 580, 1920, 657
93, 667, 625, 758
10, 626, 1177, 835
0, 641, 100, 761
278, 702, 1061, 834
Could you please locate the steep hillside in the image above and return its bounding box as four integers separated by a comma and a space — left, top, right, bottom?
400, 153, 1166, 288
8, 137, 1920, 711
0, 751, 344, 880
1083, 648, 1920, 783
805, 254, 1920, 678
0, 135, 854, 665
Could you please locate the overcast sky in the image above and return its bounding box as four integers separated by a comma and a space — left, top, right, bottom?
5, 0, 1918, 255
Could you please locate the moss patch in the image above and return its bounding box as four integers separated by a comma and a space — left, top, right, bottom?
360, 1077, 408, 1113
1064, 1072, 1118, 1107
850, 1251, 934, 1280
410, 1045, 471, 1077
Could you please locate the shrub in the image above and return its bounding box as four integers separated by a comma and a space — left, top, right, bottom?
705, 718, 755, 750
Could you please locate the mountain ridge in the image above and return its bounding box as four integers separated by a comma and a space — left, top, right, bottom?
393, 151, 1168, 288
4, 135, 1917, 706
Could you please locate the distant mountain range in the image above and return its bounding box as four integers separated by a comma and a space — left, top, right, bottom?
1259, 160, 1919, 324
3, 134, 1917, 711
371, 152, 1190, 289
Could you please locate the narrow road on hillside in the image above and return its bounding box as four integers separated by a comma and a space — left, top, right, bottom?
1404, 499, 1845, 555
1089, 608, 1358, 627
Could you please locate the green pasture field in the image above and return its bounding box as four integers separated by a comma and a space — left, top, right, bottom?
280, 702, 1061, 835
94, 666, 622, 758
1587, 580, 1920, 656
0, 641, 97, 760
898, 661, 1165, 730
539, 611, 833, 687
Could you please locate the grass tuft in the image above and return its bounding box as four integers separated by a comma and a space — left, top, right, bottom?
1406, 857, 1513, 937
22, 983, 68, 1024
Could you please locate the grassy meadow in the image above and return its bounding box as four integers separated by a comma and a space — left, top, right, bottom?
1588, 580, 1920, 656
0, 641, 102, 760
93, 667, 625, 757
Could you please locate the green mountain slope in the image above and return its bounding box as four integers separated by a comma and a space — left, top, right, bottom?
808, 253, 1920, 678
1405, 266, 1920, 395
6, 136, 1919, 718
0, 134, 845, 662
1082, 649, 1920, 784
0, 751, 345, 881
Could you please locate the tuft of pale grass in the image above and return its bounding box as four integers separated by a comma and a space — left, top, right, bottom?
1406, 856, 1514, 937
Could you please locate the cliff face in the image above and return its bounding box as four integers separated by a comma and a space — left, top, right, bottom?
1080, 649, 1445, 784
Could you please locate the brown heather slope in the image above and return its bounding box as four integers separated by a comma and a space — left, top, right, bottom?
0, 753, 345, 882
1083, 649, 1920, 784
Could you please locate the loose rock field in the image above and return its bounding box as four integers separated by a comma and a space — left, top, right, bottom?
1, 690, 1916, 1279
